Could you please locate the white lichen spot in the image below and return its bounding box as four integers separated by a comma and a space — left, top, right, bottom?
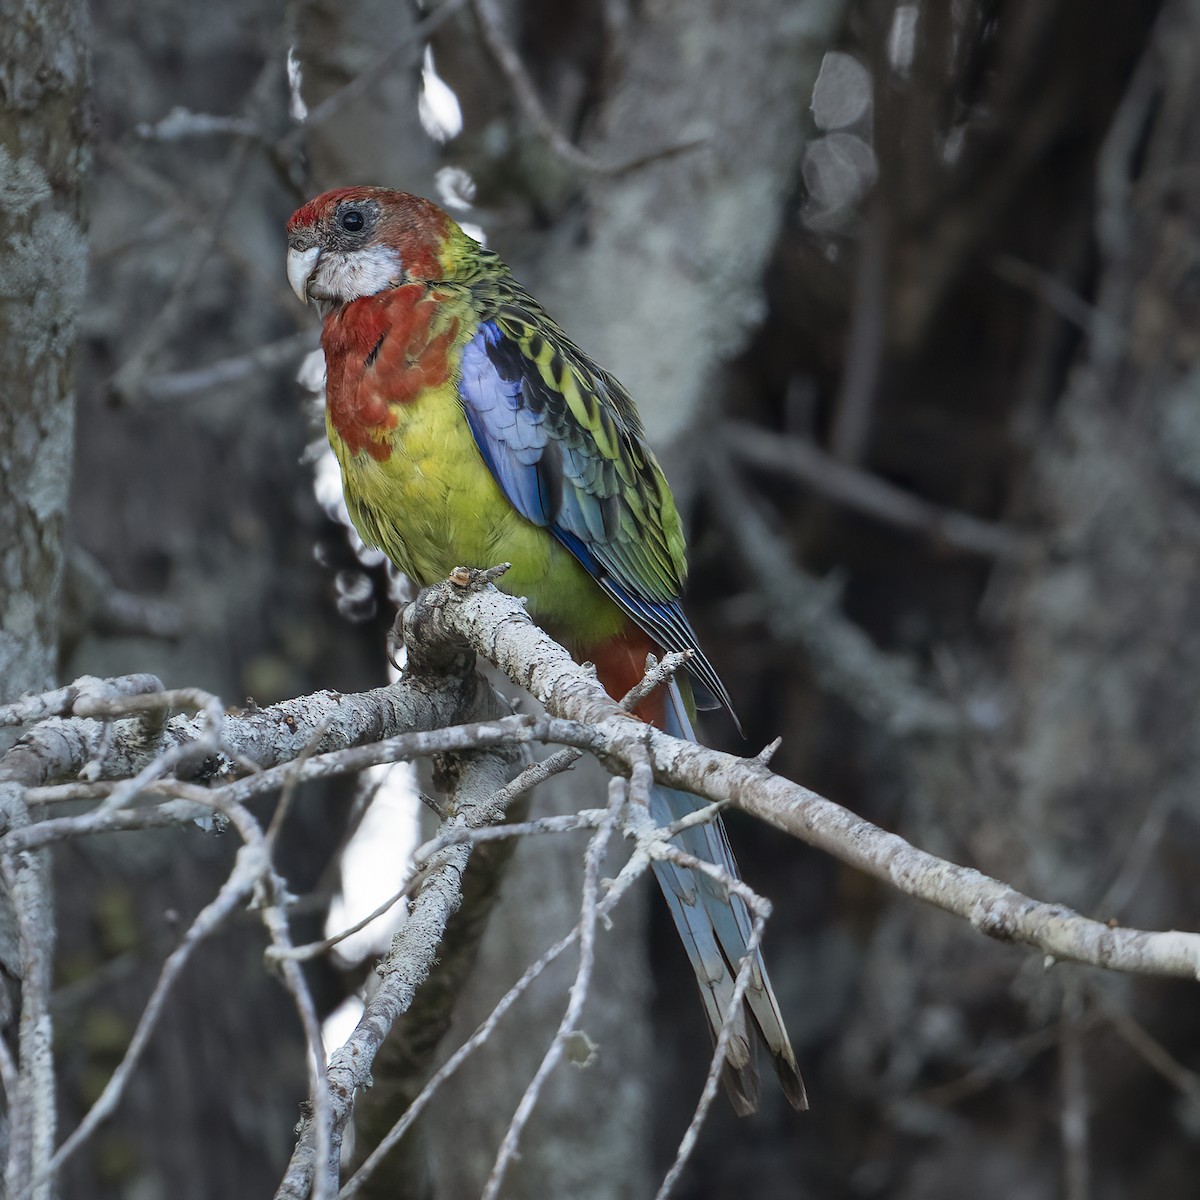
2, 593, 38, 638
25, 409, 73, 521
4, 210, 87, 366
0, 148, 52, 207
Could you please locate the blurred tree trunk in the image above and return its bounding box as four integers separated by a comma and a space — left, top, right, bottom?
0, 0, 89, 1188
0, 0, 90, 710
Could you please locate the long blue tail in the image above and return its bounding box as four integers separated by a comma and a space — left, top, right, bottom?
649, 681, 807, 1114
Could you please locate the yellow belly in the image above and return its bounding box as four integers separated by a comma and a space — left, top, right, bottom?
329, 380, 627, 648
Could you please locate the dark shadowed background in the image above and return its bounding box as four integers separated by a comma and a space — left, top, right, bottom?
4, 0, 1200, 1196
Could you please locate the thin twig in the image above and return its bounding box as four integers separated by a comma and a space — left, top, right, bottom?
274, 699, 521, 1198
1059, 979, 1090, 1200
918, 1016, 1095, 1107
280, 0, 468, 153
267, 718, 333, 848
108, 55, 281, 402
1087, 981, 1200, 1100
67, 550, 183, 643
410, 575, 1200, 981
48, 842, 266, 1174
257, 874, 336, 1200
470, 0, 706, 175
210, 714, 541, 811
99, 140, 305, 323
335, 850, 649, 1199
618, 650, 692, 711
88, 689, 226, 815
662, 798, 730, 838
992, 253, 1113, 338
137, 330, 318, 403
1, 798, 215, 851
480, 776, 623, 1200
829, 202, 887, 465
276, 809, 608, 966
723, 420, 1027, 559
0, 795, 56, 1200
269, 880, 418, 965
706, 451, 960, 733
0, 674, 164, 729
654, 873, 768, 1200
135, 108, 260, 140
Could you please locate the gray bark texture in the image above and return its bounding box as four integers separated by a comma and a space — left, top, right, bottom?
0, 4, 89, 1194
0, 0, 89, 706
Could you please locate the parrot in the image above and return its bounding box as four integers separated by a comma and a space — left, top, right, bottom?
286, 186, 806, 1114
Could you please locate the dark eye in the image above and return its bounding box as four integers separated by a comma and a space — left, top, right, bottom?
340, 209, 365, 233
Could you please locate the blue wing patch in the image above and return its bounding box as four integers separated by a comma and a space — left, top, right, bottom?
458, 320, 735, 720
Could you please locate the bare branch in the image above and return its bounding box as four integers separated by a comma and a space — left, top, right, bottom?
0, 664, 507, 838
269, 879, 418, 965
828, 203, 887, 465
617, 650, 691, 711
9, 560, 1200, 1198
64, 548, 183, 642
1087, 981, 1200, 1101
337, 813, 654, 1199
1059, 980, 1090, 1200
410, 810, 607, 867
406, 571, 1200, 982
2, 796, 216, 851
0, 674, 164, 729
281, 0, 468, 149
136, 330, 317, 403
274, 680, 522, 1199
723, 420, 1029, 559
256, 865, 337, 1200
134, 108, 260, 140
49, 840, 266, 1173
98, 140, 304, 322
0, 792, 56, 1200
480, 775, 623, 1200
470, 0, 706, 175
704, 450, 959, 734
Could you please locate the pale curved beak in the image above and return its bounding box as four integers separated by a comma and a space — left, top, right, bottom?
287, 246, 321, 305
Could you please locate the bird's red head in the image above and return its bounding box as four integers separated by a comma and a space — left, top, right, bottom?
285, 187, 456, 309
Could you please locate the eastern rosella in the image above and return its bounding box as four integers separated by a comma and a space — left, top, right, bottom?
286, 187, 806, 1114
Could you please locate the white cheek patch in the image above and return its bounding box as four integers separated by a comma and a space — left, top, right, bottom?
315, 245, 403, 302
